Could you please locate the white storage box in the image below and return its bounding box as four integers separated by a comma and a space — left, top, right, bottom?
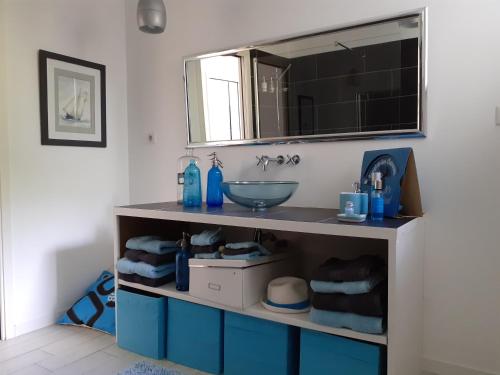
189, 254, 292, 309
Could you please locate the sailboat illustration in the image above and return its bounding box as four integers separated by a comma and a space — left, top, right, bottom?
61, 88, 88, 122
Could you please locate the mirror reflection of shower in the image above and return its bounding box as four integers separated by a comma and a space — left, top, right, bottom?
257, 63, 291, 135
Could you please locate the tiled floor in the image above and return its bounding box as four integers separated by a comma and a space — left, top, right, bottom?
0, 325, 207, 375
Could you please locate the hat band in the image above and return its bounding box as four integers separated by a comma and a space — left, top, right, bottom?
266, 299, 310, 310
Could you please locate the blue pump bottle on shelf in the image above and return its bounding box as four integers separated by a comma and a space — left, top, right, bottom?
370, 173, 384, 221
176, 232, 191, 291
183, 159, 202, 207
206, 152, 224, 207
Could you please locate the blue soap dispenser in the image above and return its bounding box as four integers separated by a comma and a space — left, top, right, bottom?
176, 232, 191, 291
183, 159, 202, 207
370, 173, 384, 221
206, 152, 224, 207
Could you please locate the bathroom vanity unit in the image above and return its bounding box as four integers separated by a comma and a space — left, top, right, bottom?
114, 202, 423, 375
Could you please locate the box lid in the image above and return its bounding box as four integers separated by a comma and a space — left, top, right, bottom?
189, 253, 290, 269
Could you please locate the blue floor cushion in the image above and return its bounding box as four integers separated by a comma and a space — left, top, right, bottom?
57, 271, 116, 335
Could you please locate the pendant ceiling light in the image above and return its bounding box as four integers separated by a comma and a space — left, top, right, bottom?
137, 0, 166, 34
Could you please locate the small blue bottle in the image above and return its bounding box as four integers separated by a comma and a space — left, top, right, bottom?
183, 159, 202, 207
176, 232, 191, 291
206, 152, 223, 207
370, 177, 384, 221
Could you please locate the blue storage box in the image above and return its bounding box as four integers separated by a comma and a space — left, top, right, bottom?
167, 299, 224, 374
300, 329, 384, 375
116, 288, 166, 359
224, 312, 299, 375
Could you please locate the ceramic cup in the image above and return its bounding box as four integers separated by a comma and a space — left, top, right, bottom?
339, 192, 369, 215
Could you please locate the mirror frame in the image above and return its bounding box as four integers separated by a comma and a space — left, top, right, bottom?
183, 8, 428, 148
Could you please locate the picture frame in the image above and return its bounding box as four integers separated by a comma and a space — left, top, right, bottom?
38, 50, 106, 147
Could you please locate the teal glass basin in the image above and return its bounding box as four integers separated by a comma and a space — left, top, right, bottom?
221, 181, 299, 211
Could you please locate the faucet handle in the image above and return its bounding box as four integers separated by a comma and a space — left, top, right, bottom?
256, 155, 266, 167
286, 154, 301, 166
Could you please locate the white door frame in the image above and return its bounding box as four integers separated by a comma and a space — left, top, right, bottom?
0, 179, 5, 340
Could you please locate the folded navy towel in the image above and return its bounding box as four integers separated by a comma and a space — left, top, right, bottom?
310, 271, 385, 295
125, 249, 176, 266
312, 255, 385, 282
118, 272, 175, 287
222, 246, 259, 256
117, 258, 176, 279
125, 236, 179, 255
191, 243, 224, 255
225, 241, 271, 255
309, 308, 385, 334
191, 228, 223, 246
311, 283, 386, 317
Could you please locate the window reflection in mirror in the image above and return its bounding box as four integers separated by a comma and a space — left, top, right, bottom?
186, 56, 245, 142
184, 12, 425, 146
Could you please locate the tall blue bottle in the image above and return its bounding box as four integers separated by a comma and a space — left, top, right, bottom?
370, 177, 384, 221
176, 232, 191, 291
206, 152, 223, 207
183, 159, 202, 207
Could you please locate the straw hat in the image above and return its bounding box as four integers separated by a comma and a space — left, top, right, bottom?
261, 277, 310, 314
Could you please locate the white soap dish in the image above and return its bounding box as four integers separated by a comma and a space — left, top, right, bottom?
337, 213, 367, 223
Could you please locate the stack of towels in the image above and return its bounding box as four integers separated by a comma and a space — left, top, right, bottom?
190, 228, 272, 261
191, 228, 225, 259
117, 235, 179, 287
220, 242, 271, 260
309, 255, 387, 334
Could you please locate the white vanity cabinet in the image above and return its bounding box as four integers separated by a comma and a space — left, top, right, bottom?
114, 202, 424, 375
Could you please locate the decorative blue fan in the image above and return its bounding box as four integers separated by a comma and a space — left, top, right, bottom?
360, 148, 422, 218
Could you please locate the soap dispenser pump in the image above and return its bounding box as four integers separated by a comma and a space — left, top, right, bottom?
206, 152, 224, 207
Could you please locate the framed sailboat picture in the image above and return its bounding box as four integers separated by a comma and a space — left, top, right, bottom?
38, 50, 106, 147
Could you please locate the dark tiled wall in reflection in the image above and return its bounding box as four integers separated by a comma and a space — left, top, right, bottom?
286, 38, 419, 135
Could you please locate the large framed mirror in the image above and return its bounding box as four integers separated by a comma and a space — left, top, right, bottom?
184, 9, 427, 147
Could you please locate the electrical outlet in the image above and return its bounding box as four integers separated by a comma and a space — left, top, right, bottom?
147, 132, 156, 144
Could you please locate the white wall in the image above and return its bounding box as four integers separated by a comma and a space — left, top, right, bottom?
125, 0, 500, 374
0, 0, 129, 338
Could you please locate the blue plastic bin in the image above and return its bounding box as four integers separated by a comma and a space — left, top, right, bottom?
167, 299, 224, 374
300, 329, 384, 375
224, 312, 299, 375
116, 288, 166, 359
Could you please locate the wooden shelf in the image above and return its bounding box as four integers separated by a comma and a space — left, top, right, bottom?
118, 279, 387, 346
115, 202, 416, 240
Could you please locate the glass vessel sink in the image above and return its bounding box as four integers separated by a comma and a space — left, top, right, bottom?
221, 181, 299, 211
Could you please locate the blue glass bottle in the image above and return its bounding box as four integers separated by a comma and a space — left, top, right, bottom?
176, 233, 191, 291
207, 152, 223, 207
183, 159, 202, 207
370, 178, 384, 221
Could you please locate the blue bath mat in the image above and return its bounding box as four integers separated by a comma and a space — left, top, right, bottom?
117, 361, 184, 375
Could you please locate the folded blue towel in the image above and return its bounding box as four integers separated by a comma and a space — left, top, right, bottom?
125, 236, 179, 255
191, 228, 223, 246
225, 241, 271, 255
309, 308, 385, 334
117, 258, 176, 279
221, 251, 262, 260
194, 252, 221, 259
310, 272, 385, 295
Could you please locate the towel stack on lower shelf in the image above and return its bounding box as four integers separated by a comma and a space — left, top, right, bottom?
117, 235, 179, 287
221, 241, 271, 260
191, 228, 225, 259
309, 255, 387, 335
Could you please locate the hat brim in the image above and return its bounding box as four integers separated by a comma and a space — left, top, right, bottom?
260, 299, 311, 314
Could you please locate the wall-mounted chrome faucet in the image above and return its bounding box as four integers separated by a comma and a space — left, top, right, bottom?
256, 154, 300, 171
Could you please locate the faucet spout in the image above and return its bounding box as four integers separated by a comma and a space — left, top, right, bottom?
256, 155, 285, 171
